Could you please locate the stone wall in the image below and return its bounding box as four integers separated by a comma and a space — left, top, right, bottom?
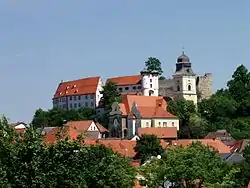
196, 73, 213, 100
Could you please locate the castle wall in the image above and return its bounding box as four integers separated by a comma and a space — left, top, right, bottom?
196, 73, 213, 100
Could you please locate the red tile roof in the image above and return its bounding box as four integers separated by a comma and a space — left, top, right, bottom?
107, 75, 142, 86
45, 120, 108, 143
248, 182, 250, 188
172, 139, 231, 154
138, 127, 177, 139
119, 95, 176, 119
53, 77, 100, 99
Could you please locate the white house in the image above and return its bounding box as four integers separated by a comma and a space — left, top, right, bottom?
52, 77, 103, 110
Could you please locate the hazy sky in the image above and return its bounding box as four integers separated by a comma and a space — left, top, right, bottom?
0, 0, 249, 122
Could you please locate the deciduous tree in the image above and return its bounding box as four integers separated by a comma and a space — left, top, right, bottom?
134, 134, 164, 164
144, 57, 165, 79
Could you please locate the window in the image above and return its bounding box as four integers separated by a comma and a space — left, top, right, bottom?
78, 96, 81, 100
163, 122, 167, 127
177, 85, 180, 91
74, 103, 77, 108
69, 96, 72, 101
158, 122, 161, 127
85, 102, 88, 107
74, 96, 77, 100
150, 79, 152, 82
119, 87, 123, 91
91, 102, 94, 107
150, 84, 152, 88
90, 95, 94, 99
132, 86, 136, 90
93, 126, 96, 130
188, 85, 191, 91
70, 103, 72, 108
138, 86, 141, 89
125, 87, 129, 90
78, 103, 81, 107
85, 95, 88, 99
146, 122, 149, 127
172, 122, 175, 126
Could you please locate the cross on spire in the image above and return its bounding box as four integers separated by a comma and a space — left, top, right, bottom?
181, 44, 185, 55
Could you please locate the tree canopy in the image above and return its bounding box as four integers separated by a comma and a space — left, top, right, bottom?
140, 142, 238, 188
198, 64, 250, 139
0, 116, 136, 187
98, 81, 122, 127
31, 107, 96, 129
134, 134, 164, 164
144, 57, 165, 79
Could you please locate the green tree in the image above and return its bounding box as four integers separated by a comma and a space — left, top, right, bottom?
31, 107, 96, 128
134, 134, 164, 164
167, 99, 200, 138
99, 81, 122, 127
197, 64, 250, 140
0, 117, 136, 187
140, 142, 236, 188
144, 57, 165, 79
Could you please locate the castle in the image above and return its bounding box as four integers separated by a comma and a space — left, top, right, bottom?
52, 51, 212, 110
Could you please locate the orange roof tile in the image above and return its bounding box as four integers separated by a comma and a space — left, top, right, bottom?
53, 77, 100, 99
138, 127, 177, 139
172, 139, 231, 154
107, 75, 142, 86
45, 126, 79, 143
138, 107, 176, 118
96, 122, 108, 132
119, 95, 176, 119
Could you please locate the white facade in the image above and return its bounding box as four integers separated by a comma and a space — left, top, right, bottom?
173, 75, 197, 104
141, 71, 159, 96
53, 78, 103, 110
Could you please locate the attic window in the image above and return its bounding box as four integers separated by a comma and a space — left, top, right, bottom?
74, 85, 76, 88
59, 92, 62, 95
66, 86, 69, 89
66, 91, 68, 94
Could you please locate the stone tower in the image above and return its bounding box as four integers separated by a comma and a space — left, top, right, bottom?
196, 73, 213, 101
140, 69, 159, 96
172, 51, 198, 104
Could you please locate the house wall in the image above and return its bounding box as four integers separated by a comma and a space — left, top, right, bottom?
87, 122, 101, 138
133, 118, 179, 130
53, 78, 103, 110
117, 84, 141, 93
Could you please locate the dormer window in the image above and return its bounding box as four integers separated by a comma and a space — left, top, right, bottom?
66, 86, 69, 89
59, 92, 62, 95
73, 85, 76, 88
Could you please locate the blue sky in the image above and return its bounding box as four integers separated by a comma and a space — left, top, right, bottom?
0, 0, 249, 122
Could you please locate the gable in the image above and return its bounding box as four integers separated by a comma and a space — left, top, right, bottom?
87, 122, 99, 132
15, 123, 26, 129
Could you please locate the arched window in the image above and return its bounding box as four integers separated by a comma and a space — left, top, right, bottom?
188, 85, 191, 91
177, 85, 180, 91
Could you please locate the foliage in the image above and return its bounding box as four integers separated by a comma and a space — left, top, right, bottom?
134, 134, 164, 164
0, 116, 136, 187
144, 57, 164, 78
31, 107, 96, 129
167, 99, 207, 138
234, 145, 250, 188
98, 81, 122, 127
140, 142, 236, 188
198, 64, 250, 139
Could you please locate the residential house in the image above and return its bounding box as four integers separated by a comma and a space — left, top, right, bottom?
52, 77, 103, 110
108, 95, 179, 139
45, 120, 108, 142
205, 129, 236, 147
230, 139, 250, 153
172, 139, 232, 159
107, 69, 159, 97
8, 122, 28, 133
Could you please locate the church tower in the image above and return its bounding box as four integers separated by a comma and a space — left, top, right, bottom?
172, 51, 197, 104
140, 69, 159, 96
